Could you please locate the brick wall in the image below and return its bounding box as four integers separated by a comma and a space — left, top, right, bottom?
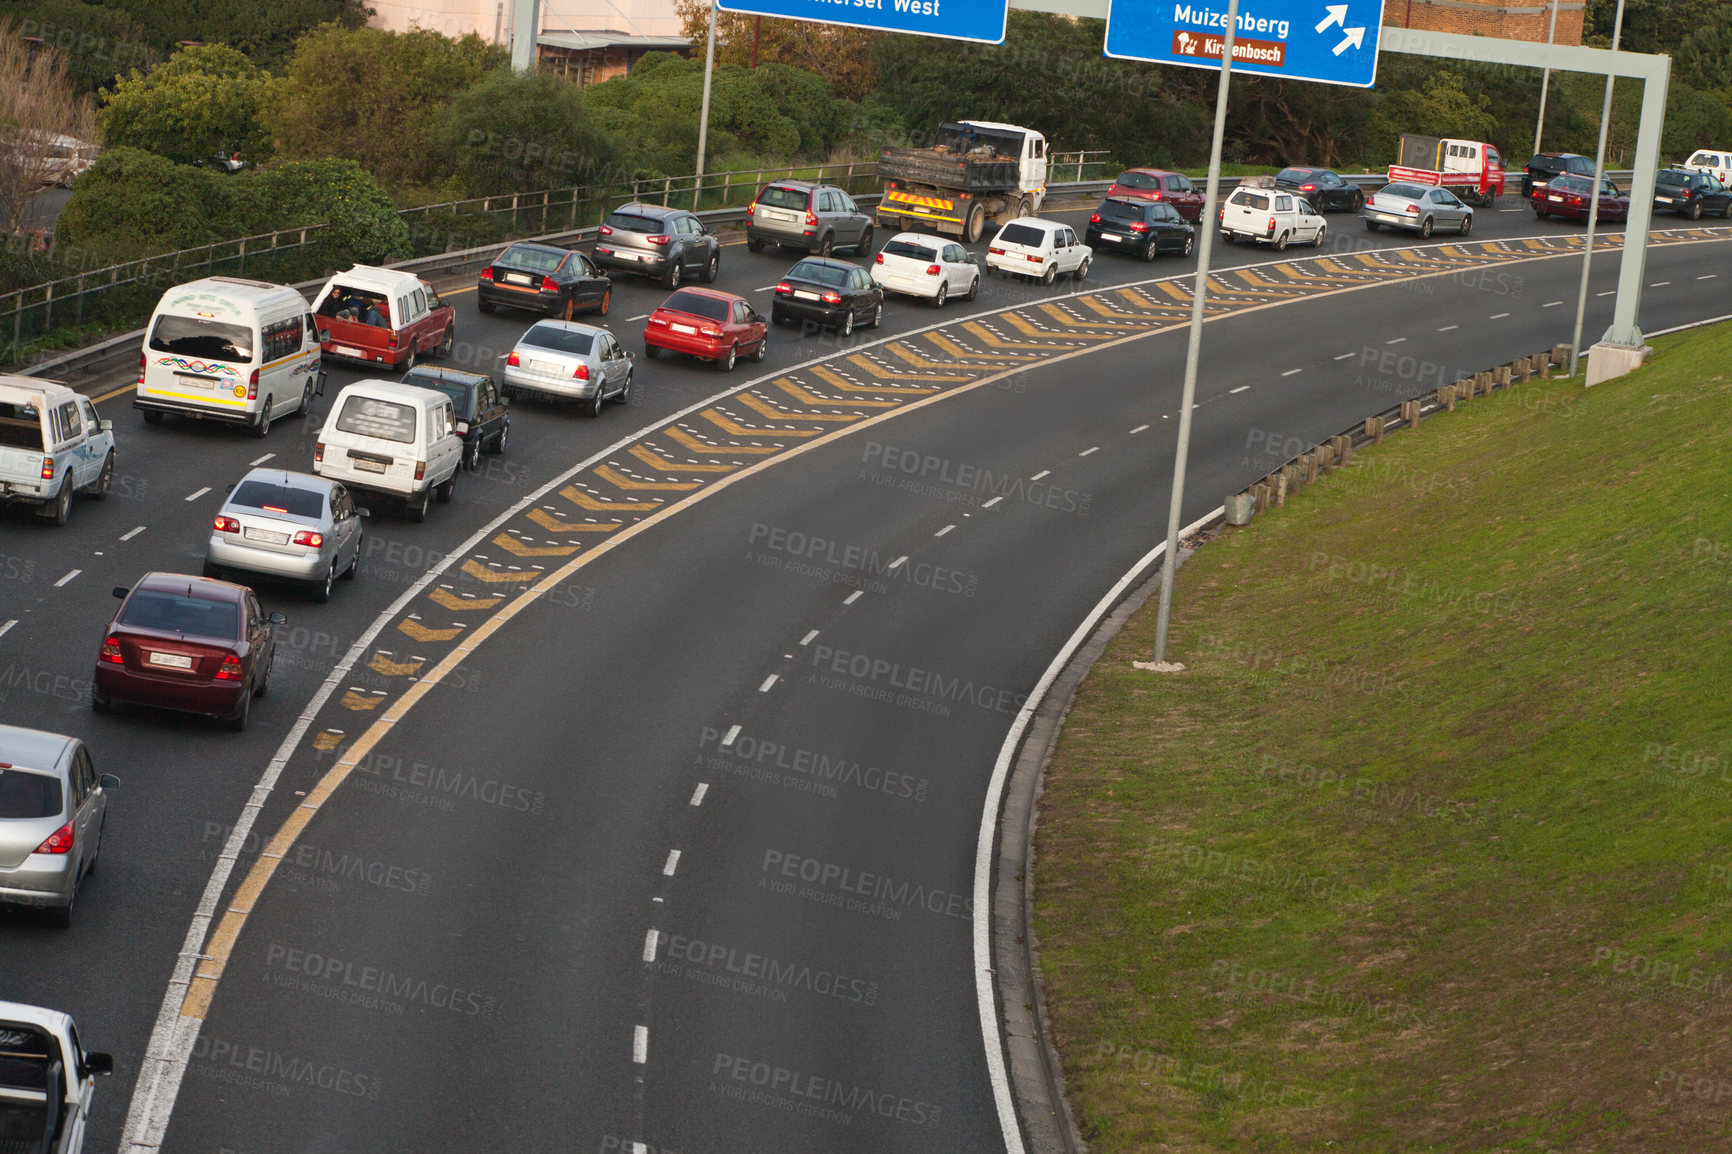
1384, 0, 1585, 46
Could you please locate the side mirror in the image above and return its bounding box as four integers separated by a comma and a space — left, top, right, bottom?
225, 482, 235, 493
100, 419, 112, 432
86, 1052, 114, 1076
112, 586, 128, 599
267, 611, 288, 625
99, 774, 120, 789
625, 350, 635, 359
357, 507, 371, 518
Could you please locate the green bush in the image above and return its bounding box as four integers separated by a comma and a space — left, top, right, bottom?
98, 44, 275, 165
436, 68, 620, 196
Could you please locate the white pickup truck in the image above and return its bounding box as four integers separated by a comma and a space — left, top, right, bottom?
0, 378, 114, 526
1218, 180, 1328, 249
0, 1001, 114, 1154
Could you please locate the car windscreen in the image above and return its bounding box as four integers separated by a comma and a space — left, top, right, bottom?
119, 590, 240, 639
882, 240, 938, 261
1380, 183, 1427, 199
604, 212, 663, 234
229, 480, 325, 519
149, 315, 253, 362
404, 376, 475, 417
1656, 170, 1691, 187
1229, 191, 1270, 210
996, 223, 1047, 247
496, 245, 566, 273
335, 395, 417, 444
1114, 171, 1159, 190
788, 261, 848, 287
757, 185, 809, 210
520, 325, 594, 355
0, 768, 62, 819
1098, 200, 1146, 221
0, 401, 44, 451
660, 291, 729, 322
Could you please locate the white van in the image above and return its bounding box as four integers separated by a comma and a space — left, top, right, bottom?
136, 277, 323, 437
314, 380, 461, 522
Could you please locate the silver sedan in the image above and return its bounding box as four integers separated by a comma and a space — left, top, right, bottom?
501, 320, 634, 418
1362, 182, 1475, 238
205, 469, 366, 602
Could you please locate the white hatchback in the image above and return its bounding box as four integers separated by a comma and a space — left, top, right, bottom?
871, 232, 981, 307
985, 218, 1093, 285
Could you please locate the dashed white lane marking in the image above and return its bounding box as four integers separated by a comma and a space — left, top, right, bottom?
1281, 368, 1302, 377
1078, 446, 1099, 456
643, 931, 660, 962
628, 313, 652, 320
759, 674, 778, 692
690, 783, 709, 806
633, 1026, 649, 1064
120, 525, 146, 541
1597, 289, 1616, 296
185, 487, 210, 501
1229, 385, 1250, 394
800, 629, 819, 646
887, 555, 908, 571
843, 590, 863, 604
1437, 324, 1459, 332
1651, 281, 1670, 287
1543, 300, 1563, 307
721, 725, 741, 747
934, 524, 955, 536
753, 285, 776, 292
1334, 352, 1356, 360
0, 620, 15, 639
1384, 337, 1407, 345
662, 850, 681, 876
55, 569, 81, 587
1129, 424, 1149, 434
1490, 312, 1511, 319
1699, 274, 1718, 280
1499, 208, 1524, 212
1029, 470, 1049, 481
982, 496, 1003, 508
248, 453, 275, 467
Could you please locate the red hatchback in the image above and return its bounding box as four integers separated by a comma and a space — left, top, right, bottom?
92, 573, 284, 731
1106, 169, 1205, 221
643, 288, 768, 373
1532, 173, 1630, 223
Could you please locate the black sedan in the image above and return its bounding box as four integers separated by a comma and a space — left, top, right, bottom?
1086, 197, 1195, 260
477, 242, 612, 320
1652, 168, 1732, 220
1273, 167, 1364, 213
770, 257, 884, 337
401, 366, 511, 471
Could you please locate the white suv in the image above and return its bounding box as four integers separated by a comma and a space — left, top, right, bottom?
986, 218, 1092, 285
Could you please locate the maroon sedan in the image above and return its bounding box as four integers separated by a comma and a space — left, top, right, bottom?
642, 288, 767, 372
1532, 173, 1630, 223
1105, 168, 1205, 220
92, 572, 284, 731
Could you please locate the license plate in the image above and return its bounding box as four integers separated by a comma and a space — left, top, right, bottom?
528, 360, 561, 375
147, 651, 193, 669
1102, 233, 1126, 242
505, 273, 533, 285
1656, 196, 1673, 203
334, 345, 362, 357
793, 290, 820, 301
671, 323, 697, 334
1547, 194, 1562, 202
243, 526, 289, 544
759, 208, 795, 222
353, 458, 388, 474
174, 374, 216, 390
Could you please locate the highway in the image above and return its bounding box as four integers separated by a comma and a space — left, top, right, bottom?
1, 195, 1727, 1152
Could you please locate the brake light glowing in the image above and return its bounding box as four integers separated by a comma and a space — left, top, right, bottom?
541, 276, 559, 292
41, 458, 53, 480
246, 369, 258, 401
262, 504, 287, 513
874, 253, 885, 264
506, 351, 521, 366
821, 290, 842, 304
599, 224, 614, 236
1300, 184, 1317, 191
214, 515, 240, 533
414, 461, 426, 481
1149, 190, 1162, 200
34, 822, 74, 855
926, 264, 942, 276
805, 211, 818, 227
1089, 212, 1101, 223
1130, 221, 1149, 232
99, 637, 122, 664
292, 530, 323, 547
479, 268, 494, 281
314, 442, 324, 463
775, 282, 792, 295
646, 235, 670, 246
572, 364, 590, 380
214, 654, 244, 681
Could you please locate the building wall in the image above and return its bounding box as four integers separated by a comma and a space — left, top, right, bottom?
1383, 0, 1585, 45
369, 0, 684, 40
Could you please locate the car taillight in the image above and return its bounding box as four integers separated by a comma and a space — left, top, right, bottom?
744, 205, 754, 217
541, 276, 559, 292
599, 224, 614, 236
99, 637, 122, 664
646, 235, 670, 245
214, 654, 244, 681
1300, 184, 1317, 191
314, 442, 324, 464
805, 211, 818, 227
292, 530, 323, 547
1405, 204, 1419, 214
926, 264, 942, 275
700, 326, 722, 338
214, 515, 240, 533
1026, 254, 1041, 263
506, 351, 520, 366
41, 458, 53, 480
990, 247, 1005, 255
1089, 212, 1101, 223
647, 316, 666, 326
1149, 190, 1162, 200
1267, 216, 1276, 232
775, 282, 792, 295
573, 364, 590, 380
415, 461, 426, 481
1130, 221, 1149, 232
34, 822, 74, 855
479, 268, 494, 281
821, 290, 842, 304
247, 369, 258, 401
874, 253, 885, 263
885, 181, 897, 191
137, 351, 146, 384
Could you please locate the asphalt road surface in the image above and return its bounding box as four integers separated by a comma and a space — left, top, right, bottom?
1, 194, 1727, 1153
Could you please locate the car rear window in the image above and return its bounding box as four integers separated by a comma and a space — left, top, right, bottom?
660, 291, 730, 322
229, 480, 325, 519
520, 325, 595, 355
1549, 175, 1590, 193
1114, 171, 1159, 190
1098, 200, 1145, 221
604, 212, 663, 234
996, 223, 1047, 247
1529, 156, 1563, 172
0, 768, 62, 819
149, 315, 253, 362
404, 374, 475, 417
119, 590, 240, 639
757, 185, 809, 210
1656, 170, 1690, 186
334, 395, 417, 444
1229, 190, 1270, 210
496, 245, 566, 274
1381, 183, 1427, 199
0, 401, 44, 451
789, 261, 848, 287
1275, 168, 1316, 183
882, 240, 938, 261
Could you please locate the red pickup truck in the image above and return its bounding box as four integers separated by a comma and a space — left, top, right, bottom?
312, 265, 456, 371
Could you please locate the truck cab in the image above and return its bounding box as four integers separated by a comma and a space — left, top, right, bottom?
0, 1001, 113, 1154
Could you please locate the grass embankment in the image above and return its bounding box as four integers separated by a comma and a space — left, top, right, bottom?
1034, 326, 1732, 1153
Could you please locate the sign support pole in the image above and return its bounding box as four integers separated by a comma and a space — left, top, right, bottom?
693, 0, 720, 211
1569, 0, 1624, 379
1532, 0, 1560, 156
1150, 0, 1238, 667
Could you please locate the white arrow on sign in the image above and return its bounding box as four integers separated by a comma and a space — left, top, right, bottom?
1333, 26, 1365, 54
1315, 4, 1347, 33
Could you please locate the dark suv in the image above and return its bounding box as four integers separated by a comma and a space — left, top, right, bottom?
593, 203, 721, 289
400, 366, 510, 472
746, 181, 874, 256
1522, 152, 1595, 199
1085, 197, 1195, 260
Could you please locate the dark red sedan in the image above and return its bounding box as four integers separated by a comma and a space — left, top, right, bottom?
642, 288, 767, 373
1532, 173, 1630, 223
92, 572, 284, 731
1105, 169, 1204, 220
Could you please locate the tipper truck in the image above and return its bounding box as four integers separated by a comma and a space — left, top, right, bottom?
876, 121, 1049, 243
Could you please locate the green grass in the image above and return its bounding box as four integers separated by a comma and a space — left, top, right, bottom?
1033, 326, 1732, 1153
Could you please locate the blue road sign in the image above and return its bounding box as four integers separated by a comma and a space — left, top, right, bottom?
1105, 0, 1386, 87
717, 0, 1007, 44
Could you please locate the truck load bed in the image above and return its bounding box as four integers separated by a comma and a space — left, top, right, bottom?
877, 147, 1020, 194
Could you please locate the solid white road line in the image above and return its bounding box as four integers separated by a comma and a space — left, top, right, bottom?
184, 487, 210, 501
642, 931, 659, 962
843, 590, 863, 604
759, 674, 778, 692
633, 1026, 649, 1063
248, 453, 275, 466
55, 569, 81, 587
662, 850, 680, 876
120, 526, 146, 541
800, 629, 819, 646
0, 621, 15, 639
721, 725, 741, 747
690, 783, 708, 806
935, 524, 955, 536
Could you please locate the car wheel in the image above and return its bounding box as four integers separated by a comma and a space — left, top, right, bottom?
1182, 233, 1195, 258
1073, 255, 1091, 281
1459, 214, 1473, 236
840, 310, 854, 338
1687, 200, 1703, 220
1534, 207, 1549, 219
1142, 239, 1160, 262
1273, 231, 1290, 252
1365, 220, 1380, 231
746, 237, 765, 253
1221, 231, 1236, 244
91, 689, 111, 713
1015, 196, 1031, 219
91, 452, 114, 499
720, 343, 738, 372
965, 276, 979, 301
409, 487, 430, 522
142, 408, 163, 424
1419, 216, 1434, 238
342, 533, 361, 578
464, 437, 481, 472
255, 650, 272, 695
1721, 200, 1731, 219
702, 252, 720, 283
1312, 224, 1327, 247
435, 470, 457, 504
586, 389, 605, 418
964, 201, 987, 243
37, 480, 71, 525
644, 343, 662, 359
855, 226, 873, 255
312, 562, 334, 602
562, 294, 576, 321
402, 348, 417, 372
595, 288, 612, 317
1040, 263, 1056, 286
868, 301, 883, 328
438, 325, 454, 357
617, 368, 634, 402
224, 688, 250, 732
42, 893, 72, 929
933, 282, 948, 308
251, 399, 273, 438
752, 335, 767, 362
664, 260, 682, 289
817, 233, 834, 258
478, 298, 496, 314
492, 419, 510, 453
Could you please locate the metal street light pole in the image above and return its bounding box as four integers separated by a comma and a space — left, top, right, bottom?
693, 0, 719, 211
1149, 0, 1238, 667
1569, 0, 1625, 379
1532, 0, 1561, 156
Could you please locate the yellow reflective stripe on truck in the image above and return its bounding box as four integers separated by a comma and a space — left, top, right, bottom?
887, 190, 956, 210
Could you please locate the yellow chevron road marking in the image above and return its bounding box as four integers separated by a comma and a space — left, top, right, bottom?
846, 353, 969, 383
397, 618, 464, 641
561, 485, 660, 512
811, 364, 938, 395
715, 399, 829, 432
460, 559, 541, 583
664, 424, 782, 456
630, 444, 739, 474
311, 731, 344, 752
526, 507, 621, 534
773, 377, 892, 411
367, 654, 423, 677
1042, 303, 1140, 329
1001, 311, 1113, 340
341, 689, 388, 711
923, 332, 1038, 361
493, 532, 578, 557
962, 320, 1080, 350
595, 464, 701, 491
1077, 295, 1149, 320
428, 588, 501, 611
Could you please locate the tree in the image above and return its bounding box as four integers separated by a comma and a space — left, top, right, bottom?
437, 69, 620, 195
272, 26, 506, 189
1364, 70, 1498, 159
6, 0, 157, 93
0, 19, 98, 234
1676, 6, 1732, 99
672, 0, 880, 100
98, 44, 275, 166
1583, 0, 1726, 53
